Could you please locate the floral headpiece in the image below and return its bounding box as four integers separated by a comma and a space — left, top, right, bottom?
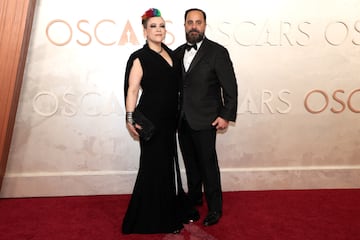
141, 8, 161, 24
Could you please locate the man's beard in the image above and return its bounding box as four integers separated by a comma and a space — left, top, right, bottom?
186, 30, 204, 44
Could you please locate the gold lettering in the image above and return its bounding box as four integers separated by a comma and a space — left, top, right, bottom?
77, 20, 92, 46
46, 19, 72, 46
304, 90, 328, 114
330, 89, 346, 113
95, 19, 116, 46
347, 89, 360, 113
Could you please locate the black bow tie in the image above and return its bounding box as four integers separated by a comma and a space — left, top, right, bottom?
185, 44, 197, 51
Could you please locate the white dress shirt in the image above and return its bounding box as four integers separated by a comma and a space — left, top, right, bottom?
183, 41, 202, 72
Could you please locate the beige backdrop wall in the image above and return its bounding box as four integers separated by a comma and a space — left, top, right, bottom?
2, 0, 360, 198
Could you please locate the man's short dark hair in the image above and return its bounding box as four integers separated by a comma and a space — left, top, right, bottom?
184, 8, 207, 21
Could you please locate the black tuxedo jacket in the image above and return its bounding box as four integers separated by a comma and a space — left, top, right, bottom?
175, 38, 238, 130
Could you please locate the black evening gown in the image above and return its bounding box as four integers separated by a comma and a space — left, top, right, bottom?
122, 44, 183, 234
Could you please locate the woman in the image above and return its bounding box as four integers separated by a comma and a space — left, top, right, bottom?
122, 8, 183, 234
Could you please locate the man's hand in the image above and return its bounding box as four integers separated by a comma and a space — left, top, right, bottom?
212, 117, 229, 130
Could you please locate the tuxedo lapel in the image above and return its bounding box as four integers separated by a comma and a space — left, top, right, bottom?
179, 45, 187, 75
186, 38, 208, 73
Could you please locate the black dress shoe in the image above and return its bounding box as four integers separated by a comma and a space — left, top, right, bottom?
203, 211, 222, 226
183, 208, 200, 224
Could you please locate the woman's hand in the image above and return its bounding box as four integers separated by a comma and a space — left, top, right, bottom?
126, 122, 141, 138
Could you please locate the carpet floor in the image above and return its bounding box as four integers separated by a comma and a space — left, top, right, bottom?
1, 189, 360, 240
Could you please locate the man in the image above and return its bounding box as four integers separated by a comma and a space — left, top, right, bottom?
175, 8, 238, 226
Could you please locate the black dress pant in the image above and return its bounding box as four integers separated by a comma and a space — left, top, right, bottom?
178, 118, 222, 213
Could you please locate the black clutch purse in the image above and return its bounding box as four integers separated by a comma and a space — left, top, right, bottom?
133, 109, 155, 141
